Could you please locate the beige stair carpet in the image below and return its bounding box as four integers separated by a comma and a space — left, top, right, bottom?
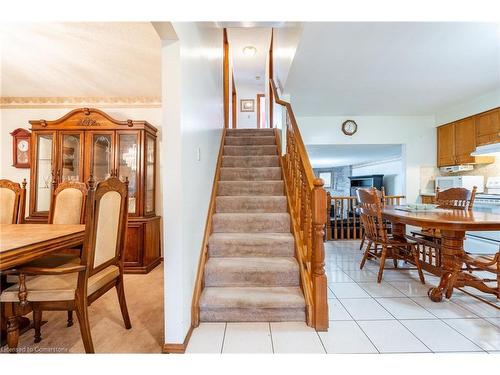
199, 128, 305, 322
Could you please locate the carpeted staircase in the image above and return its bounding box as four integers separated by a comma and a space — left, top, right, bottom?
199, 128, 306, 322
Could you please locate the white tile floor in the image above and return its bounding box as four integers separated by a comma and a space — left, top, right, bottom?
186, 240, 500, 354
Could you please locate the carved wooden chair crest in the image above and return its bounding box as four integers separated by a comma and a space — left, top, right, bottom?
0, 178, 27, 224
435, 186, 477, 211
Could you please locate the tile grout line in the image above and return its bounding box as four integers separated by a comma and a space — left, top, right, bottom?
335, 296, 380, 353
220, 322, 228, 354
337, 258, 434, 353
268, 322, 275, 354
437, 318, 491, 353
314, 329, 328, 354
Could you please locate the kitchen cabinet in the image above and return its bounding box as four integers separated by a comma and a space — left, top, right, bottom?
476, 108, 500, 146
437, 111, 496, 167
437, 123, 456, 167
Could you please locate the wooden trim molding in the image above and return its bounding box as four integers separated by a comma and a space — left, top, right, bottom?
256, 93, 265, 128
162, 325, 194, 354
232, 72, 237, 129
223, 28, 230, 129
268, 29, 274, 128
1, 96, 161, 109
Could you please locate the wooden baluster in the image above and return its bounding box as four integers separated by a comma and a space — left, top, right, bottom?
311, 178, 328, 330
347, 198, 352, 240
340, 198, 344, 240
326, 192, 332, 241
333, 199, 338, 240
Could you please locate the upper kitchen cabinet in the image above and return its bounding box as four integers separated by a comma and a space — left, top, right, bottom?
437, 110, 496, 167
454, 117, 476, 165
476, 108, 500, 146
437, 123, 456, 167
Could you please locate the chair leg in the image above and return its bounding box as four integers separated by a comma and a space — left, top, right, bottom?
67, 311, 73, 327
359, 241, 372, 270
33, 306, 42, 343
75, 300, 94, 353
377, 246, 388, 283
116, 276, 132, 329
411, 245, 426, 284
393, 258, 398, 268
359, 233, 366, 250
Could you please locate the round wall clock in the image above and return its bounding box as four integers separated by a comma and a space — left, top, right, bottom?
341, 120, 358, 136
11, 128, 31, 168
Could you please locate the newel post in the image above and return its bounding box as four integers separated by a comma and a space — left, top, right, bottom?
312, 178, 329, 331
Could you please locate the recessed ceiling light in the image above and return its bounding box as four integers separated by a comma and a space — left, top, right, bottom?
242, 46, 257, 57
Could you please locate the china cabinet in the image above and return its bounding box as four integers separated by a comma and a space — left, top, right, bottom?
27, 108, 161, 273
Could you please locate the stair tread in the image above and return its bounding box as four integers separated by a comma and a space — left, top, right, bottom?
213, 212, 289, 218
200, 286, 305, 309
206, 257, 299, 271
209, 232, 294, 242
208, 232, 294, 257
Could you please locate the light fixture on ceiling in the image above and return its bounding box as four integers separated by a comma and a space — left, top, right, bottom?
242, 46, 257, 57
255, 75, 261, 80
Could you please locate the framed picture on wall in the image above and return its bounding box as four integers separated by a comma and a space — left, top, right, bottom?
240, 99, 255, 112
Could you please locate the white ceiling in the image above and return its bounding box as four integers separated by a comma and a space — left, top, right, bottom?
227, 28, 271, 92
0, 22, 161, 97
307, 144, 402, 168
286, 22, 500, 116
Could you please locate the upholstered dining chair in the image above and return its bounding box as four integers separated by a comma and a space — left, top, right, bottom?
9, 181, 90, 327
0, 178, 27, 224
1, 177, 131, 353
357, 187, 425, 284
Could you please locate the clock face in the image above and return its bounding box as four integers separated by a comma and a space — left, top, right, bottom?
342, 120, 358, 136
18, 139, 29, 152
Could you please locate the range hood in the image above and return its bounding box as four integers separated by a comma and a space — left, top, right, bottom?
471, 142, 500, 156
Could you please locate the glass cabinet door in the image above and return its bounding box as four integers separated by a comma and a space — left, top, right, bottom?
91, 133, 114, 183
117, 132, 140, 214
35, 133, 55, 212
145, 134, 156, 214
60, 133, 83, 182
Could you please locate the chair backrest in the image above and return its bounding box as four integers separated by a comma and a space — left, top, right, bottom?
356, 187, 389, 243
49, 181, 88, 224
435, 186, 477, 211
0, 179, 26, 224
79, 176, 128, 280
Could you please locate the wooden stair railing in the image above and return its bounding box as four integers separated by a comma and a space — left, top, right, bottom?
270, 79, 328, 331
191, 128, 227, 328
326, 194, 406, 241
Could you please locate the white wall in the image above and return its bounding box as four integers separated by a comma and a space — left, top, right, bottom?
435, 88, 500, 125
352, 157, 404, 196
237, 83, 261, 129
295, 115, 436, 203
160, 23, 223, 346
0, 106, 162, 217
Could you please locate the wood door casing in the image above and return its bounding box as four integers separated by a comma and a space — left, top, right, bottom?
437, 123, 456, 167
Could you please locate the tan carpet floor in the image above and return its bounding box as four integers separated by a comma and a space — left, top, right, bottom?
1, 263, 164, 354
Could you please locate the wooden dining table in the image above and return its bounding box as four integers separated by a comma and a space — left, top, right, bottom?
381, 206, 500, 302
0, 224, 85, 350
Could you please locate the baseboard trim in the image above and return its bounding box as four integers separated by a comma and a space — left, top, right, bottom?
162, 325, 194, 354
